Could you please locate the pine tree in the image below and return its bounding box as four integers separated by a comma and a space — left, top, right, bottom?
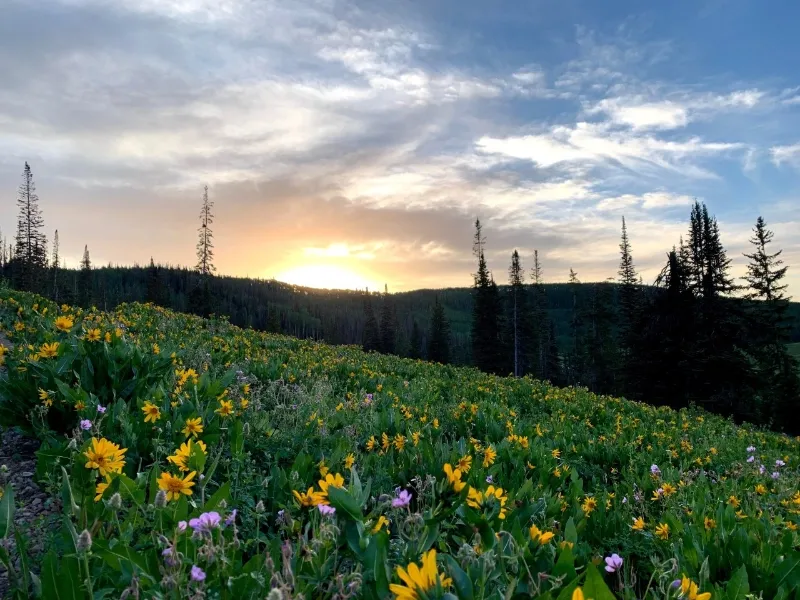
507, 250, 524, 376
379, 284, 396, 354
409, 319, 423, 359
51, 229, 60, 301
618, 217, 642, 387
428, 296, 450, 364
13, 162, 47, 292
362, 292, 381, 352
196, 185, 215, 276
79, 245, 92, 307
743, 217, 798, 429
568, 268, 579, 284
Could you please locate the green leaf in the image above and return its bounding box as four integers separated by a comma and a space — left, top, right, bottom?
773, 551, 800, 594
726, 565, 750, 600
231, 420, 244, 456
14, 526, 31, 595
564, 517, 577, 546
444, 554, 474, 600
0, 486, 15, 538
41, 551, 79, 600
327, 485, 363, 522
196, 481, 231, 516
93, 539, 149, 572
582, 563, 617, 600
552, 546, 577, 582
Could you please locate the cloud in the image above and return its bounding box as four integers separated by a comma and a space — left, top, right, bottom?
771, 143, 800, 168
475, 122, 742, 178
597, 192, 694, 211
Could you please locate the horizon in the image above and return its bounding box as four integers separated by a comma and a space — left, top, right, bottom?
1, 0, 799, 294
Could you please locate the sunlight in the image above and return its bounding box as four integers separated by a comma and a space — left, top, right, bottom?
275, 264, 379, 291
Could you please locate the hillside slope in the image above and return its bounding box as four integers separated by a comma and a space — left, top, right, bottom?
0, 287, 797, 598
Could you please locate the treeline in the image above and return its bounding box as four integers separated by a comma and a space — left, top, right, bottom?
4, 161, 799, 431
468, 205, 800, 433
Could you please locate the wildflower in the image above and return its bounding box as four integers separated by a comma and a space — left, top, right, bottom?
317, 473, 345, 505
772, 471, 780, 480
182, 417, 204, 438
366, 436, 378, 451
392, 489, 412, 508
650, 464, 661, 476
84, 437, 127, 477
454, 455, 472, 474
443, 464, 466, 493
318, 460, 329, 477
747, 455, 755, 463
189, 511, 221, 532
552, 448, 561, 459
97, 404, 106, 414
372, 515, 390, 533
655, 523, 670, 540
141, 401, 161, 423
38, 342, 59, 359
215, 399, 234, 417
80, 419, 92, 431
154, 490, 168, 508
167, 440, 207, 472
318, 504, 336, 516
755, 484, 767, 495
482, 445, 497, 468
529, 524, 555, 545
728, 495, 740, 508
631, 516, 646, 531
109, 492, 122, 509
466, 486, 508, 519
604, 553, 623, 573
747, 446, 756, 452
581, 496, 598, 515
85, 328, 101, 342
389, 549, 452, 600
190, 565, 206, 582
678, 575, 711, 600
157, 471, 196, 501
381, 432, 390, 452
572, 588, 585, 600
94, 478, 110, 502
393, 433, 406, 452
293, 487, 322, 507
704, 517, 716, 530
55, 315, 74, 332
776, 459, 786, 467
485, 475, 493, 484
344, 453, 355, 470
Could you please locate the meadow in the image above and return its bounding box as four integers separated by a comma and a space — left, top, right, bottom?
0, 287, 798, 600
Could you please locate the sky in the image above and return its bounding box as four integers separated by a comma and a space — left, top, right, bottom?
1, 0, 799, 293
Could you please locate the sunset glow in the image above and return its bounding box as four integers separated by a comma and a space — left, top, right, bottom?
275, 264, 380, 291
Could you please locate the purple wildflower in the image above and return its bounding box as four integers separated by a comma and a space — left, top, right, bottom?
604, 553, 623, 573
672, 580, 682, 589
177, 520, 188, 532
650, 464, 661, 476
747, 446, 756, 453
162, 547, 178, 567
318, 504, 336, 516
391, 489, 412, 508
485, 475, 493, 484
189, 511, 221, 532
80, 419, 92, 431
759, 465, 766, 474
772, 471, 780, 480
225, 509, 237, 526
190, 565, 206, 582
747, 455, 755, 463
776, 459, 785, 467
96, 404, 106, 414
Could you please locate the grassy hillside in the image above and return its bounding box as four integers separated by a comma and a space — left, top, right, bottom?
0, 287, 798, 599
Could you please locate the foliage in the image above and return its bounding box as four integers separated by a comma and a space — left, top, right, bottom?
0, 288, 797, 599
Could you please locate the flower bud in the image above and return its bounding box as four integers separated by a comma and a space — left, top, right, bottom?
77, 529, 92, 552
109, 492, 122, 509
154, 490, 168, 508
255, 500, 265, 513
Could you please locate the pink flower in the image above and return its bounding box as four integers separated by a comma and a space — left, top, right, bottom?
189, 511, 221, 532
391, 489, 412, 508
605, 553, 623, 573
190, 565, 206, 582
318, 504, 336, 516
80, 419, 92, 430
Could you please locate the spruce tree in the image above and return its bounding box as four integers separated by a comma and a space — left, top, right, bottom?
362, 292, 381, 352
379, 284, 396, 354
743, 217, 798, 429
428, 296, 450, 364
617, 216, 642, 387
409, 320, 423, 359
529, 250, 547, 378
79, 245, 92, 307
471, 219, 502, 374
13, 162, 47, 292
196, 185, 215, 276
51, 229, 60, 301
507, 250, 524, 376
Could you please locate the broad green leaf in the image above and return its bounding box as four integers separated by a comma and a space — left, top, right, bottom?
725, 565, 750, 600
564, 517, 578, 546
773, 552, 800, 594
552, 546, 577, 582
0, 486, 14, 538
327, 485, 363, 522
582, 563, 617, 600
94, 539, 149, 572
444, 554, 474, 600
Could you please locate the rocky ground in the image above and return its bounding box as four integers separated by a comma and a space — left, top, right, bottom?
0, 428, 61, 598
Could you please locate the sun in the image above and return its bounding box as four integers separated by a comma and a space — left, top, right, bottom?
275, 264, 378, 291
